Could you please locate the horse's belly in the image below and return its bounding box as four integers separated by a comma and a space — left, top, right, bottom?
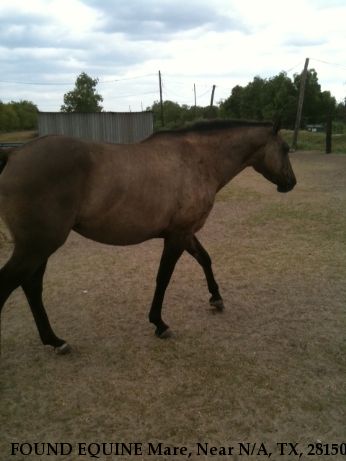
74, 225, 160, 245
73, 209, 168, 245
74, 180, 215, 245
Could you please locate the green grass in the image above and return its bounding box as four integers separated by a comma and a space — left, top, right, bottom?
282, 129, 346, 153
0, 130, 38, 142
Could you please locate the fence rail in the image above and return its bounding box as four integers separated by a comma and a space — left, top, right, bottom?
38, 111, 153, 144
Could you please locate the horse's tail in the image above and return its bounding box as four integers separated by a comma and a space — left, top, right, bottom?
0, 148, 13, 174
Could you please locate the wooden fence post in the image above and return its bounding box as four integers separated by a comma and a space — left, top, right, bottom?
159, 70, 164, 127
326, 116, 332, 154
210, 85, 216, 107
292, 58, 309, 150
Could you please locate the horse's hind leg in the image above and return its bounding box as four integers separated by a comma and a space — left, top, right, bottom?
0, 244, 69, 354
0, 248, 35, 309
0, 248, 41, 353
21, 262, 70, 354
185, 236, 224, 311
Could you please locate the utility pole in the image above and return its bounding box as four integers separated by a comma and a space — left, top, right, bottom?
292, 58, 309, 150
158, 70, 164, 127
210, 85, 216, 107
194, 83, 197, 108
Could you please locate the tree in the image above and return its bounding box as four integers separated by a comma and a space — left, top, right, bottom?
146, 68, 341, 131
148, 100, 221, 130
336, 98, 346, 122
10, 100, 38, 129
0, 100, 38, 132
293, 69, 336, 125
262, 73, 297, 127
220, 73, 298, 126
219, 85, 244, 119
219, 69, 337, 128
61, 72, 103, 112
0, 103, 18, 131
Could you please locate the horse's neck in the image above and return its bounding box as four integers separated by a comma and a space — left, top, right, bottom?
207, 129, 269, 191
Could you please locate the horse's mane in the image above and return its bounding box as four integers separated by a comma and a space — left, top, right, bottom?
148, 119, 273, 138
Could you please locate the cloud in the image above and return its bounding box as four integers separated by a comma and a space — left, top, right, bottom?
308, 0, 346, 8
0, 8, 83, 50
283, 36, 327, 48
0, 10, 49, 48
0, 3, 156, 76
0, 0, 345, 111
83, 0, 247, 40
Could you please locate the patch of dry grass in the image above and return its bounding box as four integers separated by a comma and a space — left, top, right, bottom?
0, 151, 345, 460
0, 130, 38, 142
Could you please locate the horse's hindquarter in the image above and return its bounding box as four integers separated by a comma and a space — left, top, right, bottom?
75, 141, 216, 245
0, 136, 92, 248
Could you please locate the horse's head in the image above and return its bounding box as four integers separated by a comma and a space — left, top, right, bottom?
252, 122, 296, 193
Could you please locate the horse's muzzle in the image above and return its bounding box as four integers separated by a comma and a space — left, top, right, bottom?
277, 179, 296, 193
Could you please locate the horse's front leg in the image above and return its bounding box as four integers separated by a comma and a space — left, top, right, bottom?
149, 237, 184, 338
185, 235, 224, 311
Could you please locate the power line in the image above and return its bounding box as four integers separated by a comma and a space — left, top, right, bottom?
106, 90, 157, 100
163, 87, 186, 99
284, 61, 304, 73
0, 73, 156, 86
197, 88, 211, 98
0, 80, 71, 86
1, 62, 344, 88
98, 73, 156, 84
310, 58, 346, 71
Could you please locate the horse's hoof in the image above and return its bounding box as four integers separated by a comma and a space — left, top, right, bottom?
55, 342, 71, 355
210, 298, 225, 311
155, 328, 173, 339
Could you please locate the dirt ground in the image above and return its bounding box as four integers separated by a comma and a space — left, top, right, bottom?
0, 151, 345, 461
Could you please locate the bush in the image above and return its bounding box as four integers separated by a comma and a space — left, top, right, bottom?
0, 100, 38, 132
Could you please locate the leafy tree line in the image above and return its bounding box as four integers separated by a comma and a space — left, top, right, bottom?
0, 73, 103, 132
148, 101, 219, 130
1, 70, 345, 133
150, 69, 346, 130
0, 100, 39, 132
223, 69, 341, 128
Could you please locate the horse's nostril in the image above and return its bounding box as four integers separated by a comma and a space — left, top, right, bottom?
277, 177, 296, 192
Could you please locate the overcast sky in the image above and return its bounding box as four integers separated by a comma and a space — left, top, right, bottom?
1, 0, 345, 112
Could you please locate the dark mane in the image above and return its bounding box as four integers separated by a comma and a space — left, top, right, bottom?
148, 119, 273, 139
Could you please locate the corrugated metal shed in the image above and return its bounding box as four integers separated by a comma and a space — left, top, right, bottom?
38, 112, 153, 144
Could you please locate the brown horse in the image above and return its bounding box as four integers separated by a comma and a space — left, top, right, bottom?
0, 120, 296, 354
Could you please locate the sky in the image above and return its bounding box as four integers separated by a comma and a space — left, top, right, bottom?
0, 0, 346, 112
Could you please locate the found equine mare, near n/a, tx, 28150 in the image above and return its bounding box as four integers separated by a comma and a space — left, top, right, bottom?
0, 120, 296, 354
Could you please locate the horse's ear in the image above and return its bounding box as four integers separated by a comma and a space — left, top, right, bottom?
272, 118, 281, 134
272, 110, 283, 134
